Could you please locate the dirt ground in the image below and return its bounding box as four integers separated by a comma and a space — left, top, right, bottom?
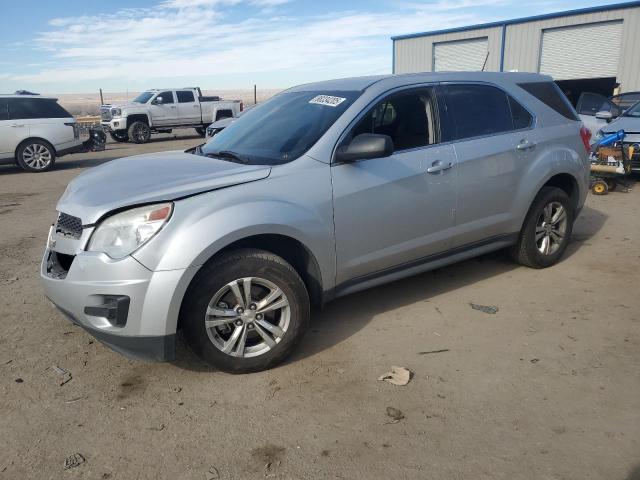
1, 133, 639, 480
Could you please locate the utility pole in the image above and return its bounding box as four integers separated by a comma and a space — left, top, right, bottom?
99, 88, 104, 106
254, 84, 257, 105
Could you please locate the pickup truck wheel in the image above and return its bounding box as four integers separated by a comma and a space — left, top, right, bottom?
510, 187, 574, 269
127, 121, 151, 144
109, 131, 129, 142
195, 127, 206, 137
16, 140, 56, 172
181, 248, 310, 373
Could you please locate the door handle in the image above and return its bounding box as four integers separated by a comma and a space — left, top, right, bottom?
9, 124, 24, 128
427, 160, 453, 174
516, 139, 536, 151
193, 105, 199, 108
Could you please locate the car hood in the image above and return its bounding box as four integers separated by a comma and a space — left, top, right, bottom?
57, 150, 271, 224
601, 116, 640, 135
109, 102, 145, 110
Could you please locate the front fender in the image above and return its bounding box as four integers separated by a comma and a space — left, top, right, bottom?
132, 157, 335, 289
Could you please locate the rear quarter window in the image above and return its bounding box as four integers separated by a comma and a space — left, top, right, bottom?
8, 98, 72, 120
518, 82, 578, 121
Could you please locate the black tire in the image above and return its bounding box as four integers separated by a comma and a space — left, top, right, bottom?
15, 139, 56, 172
180, 249, 310, 373
510, 187, 574, 269
195, 127, 206, 137
127, 121, 151, 144
109, 131, 129, 142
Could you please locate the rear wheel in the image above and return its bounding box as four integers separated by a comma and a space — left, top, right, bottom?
510, 187, 574, 268
127, 121, 151, 144
16, 139, 56, 172
181, 249, 310, 373
109, 131, 129, 142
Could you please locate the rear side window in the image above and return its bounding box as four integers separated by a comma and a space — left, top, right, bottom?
0, 100, 8, 121
176, 91, 195, 103
442, 84, 513, 140
215, 109, 234, 121
576, 93, 619, 117
518, 82, 578, 120
7, 98, 72, 120
508, 96, 533, 129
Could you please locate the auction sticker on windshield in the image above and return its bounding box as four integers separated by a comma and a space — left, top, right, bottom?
309, 95, 346, 107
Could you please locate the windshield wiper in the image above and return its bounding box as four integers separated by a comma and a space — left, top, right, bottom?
205, 150, 250, 164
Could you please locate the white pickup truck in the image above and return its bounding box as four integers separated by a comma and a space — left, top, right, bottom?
100, 87, 242, 143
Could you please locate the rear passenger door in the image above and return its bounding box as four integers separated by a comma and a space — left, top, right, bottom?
332, 86, 457, 284
176, 90, 200, 124
441, 83, 534, 247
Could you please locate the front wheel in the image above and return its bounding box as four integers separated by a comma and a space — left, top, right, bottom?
510, 187, 574, 268
109, 131, 129, 142
180, 249, 310, 373
127, 121, 151, 144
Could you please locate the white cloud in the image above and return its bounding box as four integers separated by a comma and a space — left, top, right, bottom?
5, 0, 494, 90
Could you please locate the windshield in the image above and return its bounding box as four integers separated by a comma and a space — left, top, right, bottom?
200, 90, 359, 165
623, 101, 640, 117
132, 91, 154, 104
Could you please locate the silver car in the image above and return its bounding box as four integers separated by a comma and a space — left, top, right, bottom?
41, 72, 590, 373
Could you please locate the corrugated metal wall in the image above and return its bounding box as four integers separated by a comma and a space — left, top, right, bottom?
394, 26, 502, 74
394, 5, 640, 91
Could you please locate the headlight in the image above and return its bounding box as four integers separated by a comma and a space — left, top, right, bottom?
87, 203, 172, 259
111, 108, 122, 117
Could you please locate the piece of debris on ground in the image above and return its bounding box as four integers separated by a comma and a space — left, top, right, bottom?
418, 349, 450, 355
63, 453, 85, 470
378, 366, 411, 386
52, 365, 72, 386
385, 407, 405, 424
470, 303, 499, 314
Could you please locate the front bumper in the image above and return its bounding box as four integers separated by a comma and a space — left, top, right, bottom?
101, 118, 126, 132
40, 243, 187, 362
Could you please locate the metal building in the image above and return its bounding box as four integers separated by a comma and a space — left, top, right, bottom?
392, 1, 640, 100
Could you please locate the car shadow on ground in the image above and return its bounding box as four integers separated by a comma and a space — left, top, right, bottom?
173, 203, 607, 372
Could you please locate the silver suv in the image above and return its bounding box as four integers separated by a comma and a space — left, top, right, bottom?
40, 73, 590, 373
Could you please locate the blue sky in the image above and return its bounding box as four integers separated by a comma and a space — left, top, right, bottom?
0, 0, 625, 93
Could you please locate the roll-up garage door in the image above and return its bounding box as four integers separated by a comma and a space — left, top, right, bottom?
539, 21, 623, 80
433, 37, 488, 72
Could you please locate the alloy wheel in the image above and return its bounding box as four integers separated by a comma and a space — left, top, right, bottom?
535, 201, 568, 255
204, 277, 290, 358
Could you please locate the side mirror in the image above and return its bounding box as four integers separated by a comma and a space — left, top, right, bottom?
595, 110, 613, 121
335, 133, 394, 163
154, 96, 164, 105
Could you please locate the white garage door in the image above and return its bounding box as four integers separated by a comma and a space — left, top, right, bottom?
539, 21, 623, 80
433, 37, 488, 72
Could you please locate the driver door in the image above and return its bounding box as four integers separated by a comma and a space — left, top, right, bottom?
331, 86, 457, 286
149, 91, 177, 126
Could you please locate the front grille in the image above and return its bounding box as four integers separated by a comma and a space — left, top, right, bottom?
100, 107, 112, 121
55, 212, 83, 239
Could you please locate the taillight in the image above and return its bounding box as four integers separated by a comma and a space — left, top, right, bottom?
239, 102, 244, 112
580, 126, 591, 153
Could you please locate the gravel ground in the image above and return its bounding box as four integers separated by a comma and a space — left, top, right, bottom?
1, 134, 639, 480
